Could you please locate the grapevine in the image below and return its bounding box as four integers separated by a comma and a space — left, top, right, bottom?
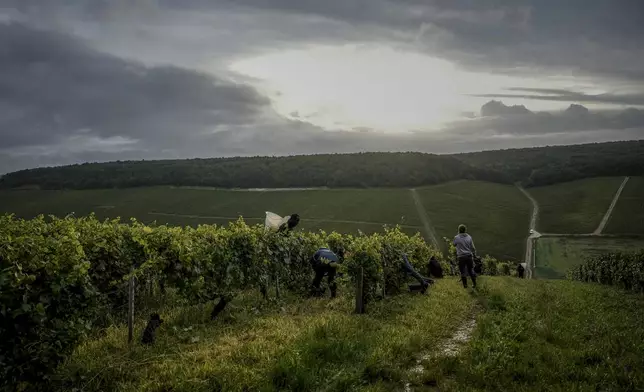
0, 213, 514, 388
568, 251, 644, 292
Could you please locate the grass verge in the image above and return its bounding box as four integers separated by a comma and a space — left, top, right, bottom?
407, 277, 644, 392
55, 279, 474, 392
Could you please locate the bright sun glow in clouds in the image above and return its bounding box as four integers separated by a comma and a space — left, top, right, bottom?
229, 44, 606, 133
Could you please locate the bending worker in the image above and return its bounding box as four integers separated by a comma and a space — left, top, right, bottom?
453, 224, 477, 289
309, 247, 342, 298
402, 253, 431, 294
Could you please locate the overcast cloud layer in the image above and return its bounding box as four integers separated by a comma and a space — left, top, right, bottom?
1, 0, 643, 173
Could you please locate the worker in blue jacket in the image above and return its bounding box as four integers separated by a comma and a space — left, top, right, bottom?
309, 247, 342, 298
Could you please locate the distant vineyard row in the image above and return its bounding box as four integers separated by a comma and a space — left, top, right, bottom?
569, 251, 644, 293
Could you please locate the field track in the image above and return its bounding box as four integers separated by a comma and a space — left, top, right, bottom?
517, 184, 539, 276
593, 176, 629, 235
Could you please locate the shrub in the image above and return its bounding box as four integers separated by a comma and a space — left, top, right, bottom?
345, 234, 384, 302
498, 262, 511, 276
0, 214, 445, 388
483, 255, 499, 276
0, 215, 99, 389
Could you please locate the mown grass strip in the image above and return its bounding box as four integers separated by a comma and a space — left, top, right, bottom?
55, 279, 474, 392
407, 277, 644, 392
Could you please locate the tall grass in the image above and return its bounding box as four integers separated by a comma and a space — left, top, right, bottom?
407, 278, 644, 391
55, 279, 474, 392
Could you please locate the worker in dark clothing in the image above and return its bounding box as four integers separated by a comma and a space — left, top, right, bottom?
517, 263, 525, 278
402, 254, 431, 294
309, 247, 341, 298
278, 214, 300, 233
453, 224, 477, 289
428, 256, 444, 278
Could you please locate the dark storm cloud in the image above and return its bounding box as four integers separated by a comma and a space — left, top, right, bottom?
4, 0, 644, 82
480, 101, 532, 117
160, 0, 644, 81
446, 101, 644, 136
0, 22, 268, 150
1, 0, 643, 174
0, 0, 393, 70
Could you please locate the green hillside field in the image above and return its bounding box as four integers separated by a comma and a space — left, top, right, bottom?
534, 236, 644, 279
0, 187, 422, 237
417, 181, 532, 262
530, 177, 625, 234
605, 177, 644, 235
0, 181, 534, 260
53, 277, 644, 392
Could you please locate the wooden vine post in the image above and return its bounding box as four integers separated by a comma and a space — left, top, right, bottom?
127, 268, 135, 345
275, 274, 281, 299
355, 266, 364, 314
381, 255, 387, 299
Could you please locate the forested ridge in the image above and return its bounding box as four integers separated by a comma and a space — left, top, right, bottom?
1, 141, 643, 190
0, 152, 508, 189
457, 140, 644, 186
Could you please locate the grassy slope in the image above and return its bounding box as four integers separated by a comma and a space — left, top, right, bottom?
0, 187, 421, 237
55, 278, 644, 392
409, 278, 644, 392
534, 236, 644, 279
605, 176, 644, 234
530, 177, 624, 234
416, 181, 531, 261
55, 280, 474, 392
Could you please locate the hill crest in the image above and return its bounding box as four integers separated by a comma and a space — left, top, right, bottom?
1, 140, 643, 190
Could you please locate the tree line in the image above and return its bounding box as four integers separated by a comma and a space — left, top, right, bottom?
0, 141, 642, 190
0, 152, 508, 189
457, 140, 644, 187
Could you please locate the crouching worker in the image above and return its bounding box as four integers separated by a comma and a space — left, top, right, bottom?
453, 224, 477, 289
309, 247, 342, 298
402, 254, 432, 294
428, 256, 444, 278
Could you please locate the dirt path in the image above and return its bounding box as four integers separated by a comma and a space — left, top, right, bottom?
517, 184, 539, 277
404, 310, 479, 392
516, 184, 539, 232
410, 189, 440, 248
593, 176, 629, 235
148, 212, 421, 229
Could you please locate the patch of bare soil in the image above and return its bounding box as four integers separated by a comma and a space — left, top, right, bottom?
404, 310, 478, 392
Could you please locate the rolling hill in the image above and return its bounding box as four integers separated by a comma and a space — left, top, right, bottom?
0, 152, 507, 190
416, 181, 531, 262
605, 176, 644, 234
0, 180, 535, 261
2, 140, 644, 190
530, 177, 625, 234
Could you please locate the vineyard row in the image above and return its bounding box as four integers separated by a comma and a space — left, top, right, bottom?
0, 213, 512, 388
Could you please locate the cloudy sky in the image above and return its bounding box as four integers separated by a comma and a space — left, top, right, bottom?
1, 0, 643, 173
